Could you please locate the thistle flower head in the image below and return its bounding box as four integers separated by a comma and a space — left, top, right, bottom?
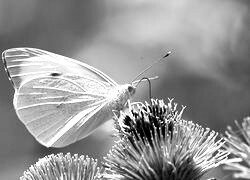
224, 117, 250, 179
102, 99, 228, 180
20, 153, 102, 180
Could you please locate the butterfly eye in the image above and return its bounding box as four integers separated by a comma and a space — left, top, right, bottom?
128, 85, 136, 96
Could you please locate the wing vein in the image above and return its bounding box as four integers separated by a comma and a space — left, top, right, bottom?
7, 63, 43, 68
12, 71, 59, 77
47, 100, 108, 147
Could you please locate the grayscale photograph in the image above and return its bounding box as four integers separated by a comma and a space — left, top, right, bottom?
0, 1, 249, 180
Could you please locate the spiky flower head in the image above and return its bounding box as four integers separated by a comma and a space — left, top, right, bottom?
20, 153, 102, 180
224, 117, 250, 179
102, 99, 228, 180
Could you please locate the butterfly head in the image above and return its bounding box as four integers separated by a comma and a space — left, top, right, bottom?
110, 84, 136, 111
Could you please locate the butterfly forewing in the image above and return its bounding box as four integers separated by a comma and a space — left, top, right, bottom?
2, 48, 118, 89
2, 48, 124, 147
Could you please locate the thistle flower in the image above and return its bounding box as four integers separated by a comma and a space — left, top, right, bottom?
102, 99, 228, 180
224, 117, 250, 179
20, 153, 102, 180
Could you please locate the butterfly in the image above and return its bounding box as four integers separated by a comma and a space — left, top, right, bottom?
2, 48, 137, 147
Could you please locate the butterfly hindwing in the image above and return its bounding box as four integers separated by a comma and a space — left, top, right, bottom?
15, 75, 111, 147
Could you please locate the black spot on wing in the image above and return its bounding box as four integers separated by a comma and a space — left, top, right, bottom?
50, 72, 62, 77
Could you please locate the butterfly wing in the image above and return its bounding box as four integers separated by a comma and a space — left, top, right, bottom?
2, 47, 118, 89
2, 48, 118, 147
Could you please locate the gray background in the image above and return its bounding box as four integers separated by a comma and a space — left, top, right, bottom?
0, 0, 249, 179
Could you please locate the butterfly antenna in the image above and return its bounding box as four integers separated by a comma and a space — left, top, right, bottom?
132, 51, 171, 82
135, 77, 152, 104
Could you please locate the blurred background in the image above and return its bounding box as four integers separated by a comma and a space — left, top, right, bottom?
0, 0, 249, 179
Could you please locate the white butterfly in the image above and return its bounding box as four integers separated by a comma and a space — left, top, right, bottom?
2, 48, 136, 148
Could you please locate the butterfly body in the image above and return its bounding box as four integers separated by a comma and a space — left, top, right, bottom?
2, 48, 135, 147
